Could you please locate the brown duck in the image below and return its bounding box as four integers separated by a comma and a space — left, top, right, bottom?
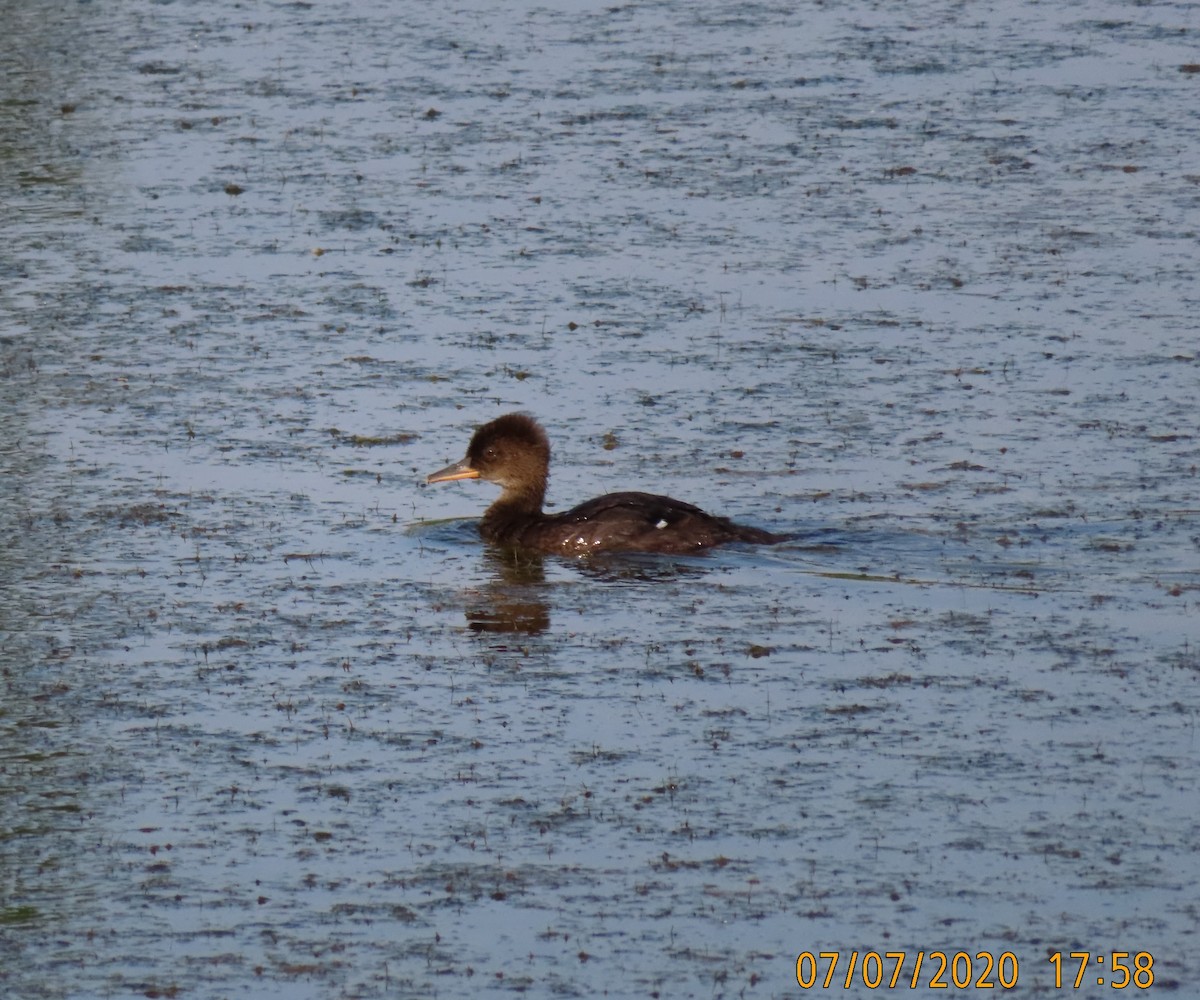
426, 413, 788, 555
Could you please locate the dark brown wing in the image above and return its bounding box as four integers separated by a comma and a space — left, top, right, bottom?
519, 492, 784, 555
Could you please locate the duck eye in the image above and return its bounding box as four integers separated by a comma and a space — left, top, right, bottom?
483, 446, 498, 461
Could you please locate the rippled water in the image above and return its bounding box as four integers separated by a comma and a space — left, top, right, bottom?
2, 1, 1198, 997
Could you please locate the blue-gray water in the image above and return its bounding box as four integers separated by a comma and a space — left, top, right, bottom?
2, 1, 1197, 997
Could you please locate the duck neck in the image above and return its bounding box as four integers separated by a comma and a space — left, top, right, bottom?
480, 478, 547, 544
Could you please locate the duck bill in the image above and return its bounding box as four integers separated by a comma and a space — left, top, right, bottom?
426, 458, 481, 484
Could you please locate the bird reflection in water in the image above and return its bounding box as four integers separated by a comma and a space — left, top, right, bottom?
466, 548, 551, 635
464, 547, 712, 635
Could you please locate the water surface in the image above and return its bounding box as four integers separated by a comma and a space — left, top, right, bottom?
2, 1, 1197, 997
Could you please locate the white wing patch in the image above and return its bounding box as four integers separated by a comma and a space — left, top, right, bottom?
655, 518, 669, 529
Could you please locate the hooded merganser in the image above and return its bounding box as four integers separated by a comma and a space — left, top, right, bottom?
425, 413, 789, 555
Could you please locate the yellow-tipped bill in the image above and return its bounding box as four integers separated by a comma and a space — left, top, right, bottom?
426, 458, 480, 484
